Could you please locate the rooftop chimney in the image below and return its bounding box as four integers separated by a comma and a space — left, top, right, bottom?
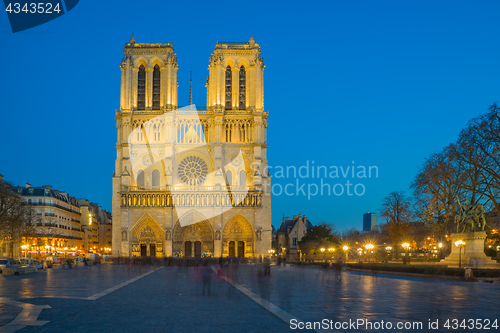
25, 183, 31, 188
293, 215, 297, 220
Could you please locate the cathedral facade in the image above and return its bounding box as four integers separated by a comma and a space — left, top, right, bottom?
112, 35, 271, 258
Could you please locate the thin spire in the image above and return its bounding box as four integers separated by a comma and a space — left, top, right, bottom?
189, 68, 193, 108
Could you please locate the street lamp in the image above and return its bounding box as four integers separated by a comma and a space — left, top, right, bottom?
21, 244, 29, 258
402, 243, 410, 264
438, 242, 443, 259
365, 244, 374, 263
343, 246, 349, 262
455, 240, 465, 268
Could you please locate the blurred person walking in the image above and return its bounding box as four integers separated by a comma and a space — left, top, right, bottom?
264, 256, 271, 276
335, 258, 343, 281
201, 261, 212, 296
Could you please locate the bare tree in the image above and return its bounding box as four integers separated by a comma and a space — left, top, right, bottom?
412, 146, 464, 240
454, 103, 500, 213
0, 180, 34, 257
380, 191, 413, 256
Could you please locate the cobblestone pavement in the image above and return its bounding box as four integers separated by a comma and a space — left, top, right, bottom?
233, 265, 500, 332
0, 264, 499, 332
0, 304, 21, 327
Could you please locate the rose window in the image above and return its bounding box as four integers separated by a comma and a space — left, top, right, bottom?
177, 156, 208, 186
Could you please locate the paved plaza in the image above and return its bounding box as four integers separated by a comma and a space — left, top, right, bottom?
0, 264, 499, 332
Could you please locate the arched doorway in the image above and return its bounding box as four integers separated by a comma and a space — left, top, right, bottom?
173, 211, 214, 257
194, 241, 202, 257
223, 214, 254, 258
185, 241, 192, 257
130, 213, 164, 257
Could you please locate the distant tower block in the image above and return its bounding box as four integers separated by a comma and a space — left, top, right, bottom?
363, 213, 377, 232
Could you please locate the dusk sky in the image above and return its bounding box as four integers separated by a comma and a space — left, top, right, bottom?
1, 0, 499, 231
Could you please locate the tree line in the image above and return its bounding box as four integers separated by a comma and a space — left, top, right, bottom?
380, 103, 500, 249
0, 179, 35, 257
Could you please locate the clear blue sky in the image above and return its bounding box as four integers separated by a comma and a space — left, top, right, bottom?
1, 0, 499, 231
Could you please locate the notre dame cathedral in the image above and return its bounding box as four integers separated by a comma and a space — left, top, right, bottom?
112, 34, 271, 258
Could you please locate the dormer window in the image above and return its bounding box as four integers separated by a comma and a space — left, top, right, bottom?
239, 66, 246, 110
137, 65, 146, 110
153, 65, 160, 109
225, 65, 232, 109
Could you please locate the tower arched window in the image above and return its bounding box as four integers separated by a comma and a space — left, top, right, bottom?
153, 65, 160, 109
225, 65, 232, 110
137, 65, 146, 110
225, 170, 232, 187
137, 170, 145, 187
239, 66, 246, 110
152, 169, 160, 187
239, 170, 247, 187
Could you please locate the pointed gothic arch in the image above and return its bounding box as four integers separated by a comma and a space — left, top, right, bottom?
130, 212, 164, 257
172, 210, 214, 257
223, 214, 254, 257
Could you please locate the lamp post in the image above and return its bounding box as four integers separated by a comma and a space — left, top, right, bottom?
21, 245, 29, 258
365, 244, 374, 263
343, 246, 349, 263
402, 243, 410, 264
385, 246, 392, 262
320, 248, 325, 262
438, 242, 443, 260
455, 240, 465, 268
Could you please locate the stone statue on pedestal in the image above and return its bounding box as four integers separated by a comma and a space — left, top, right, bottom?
454, 197, 487, 232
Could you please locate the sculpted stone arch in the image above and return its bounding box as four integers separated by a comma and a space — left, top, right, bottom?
172, 210, 214, 256
237, 60, 250, 69
134, 56, 148, 69
130, 212, 164, 257
223, 58, 237, 69
223, 214, 254, 257
149, 55, 164, 68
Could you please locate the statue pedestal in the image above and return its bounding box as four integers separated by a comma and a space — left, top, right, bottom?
441, 232, 500, 268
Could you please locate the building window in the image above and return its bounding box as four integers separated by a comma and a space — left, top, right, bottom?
293, 238, 297, 246
239, 170, 246, 187
239, 66, 246, 110
137, 65, 146, 110
225, 65, 232, 110
152, 169, 160, 187
153, 65, 160, 109
137, 170, 145, 187
225, 170, 232, 187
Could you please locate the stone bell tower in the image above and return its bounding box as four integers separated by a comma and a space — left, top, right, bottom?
112, 34, 271, 259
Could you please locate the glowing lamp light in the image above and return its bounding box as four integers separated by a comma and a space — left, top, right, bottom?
328, 248, 335, 252
385, 246, 392, 251
402, 243, 410, 249
438, 243, 443, 248
343, 246, 349, 251
365, 244, 374, 250
320, 248, 325, 252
